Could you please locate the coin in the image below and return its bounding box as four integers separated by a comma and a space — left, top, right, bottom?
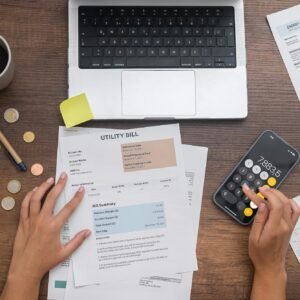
31, 163, 44, 176
1, 196, 15, 211
4, 108, 19, 123
7, 179, 22, 194
23, 131, 35, 143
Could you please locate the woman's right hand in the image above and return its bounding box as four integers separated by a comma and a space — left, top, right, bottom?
243, 185, 300, 300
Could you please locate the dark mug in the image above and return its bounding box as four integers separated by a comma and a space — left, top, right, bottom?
0, 36, 14, 90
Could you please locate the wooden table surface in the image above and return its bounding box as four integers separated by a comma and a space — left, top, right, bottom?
0, 1, 300, 299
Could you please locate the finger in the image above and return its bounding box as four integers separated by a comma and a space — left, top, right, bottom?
258, 187, 284, 227
290, 198, 300, 229
267, 189, 293, 226
20, 190, 34, 222
55, 186, 85, 227
61, 229, 91, 259
242, 184, 265, 207
42, 172, 68, 215
30, 177, 55, 217
249, 202, 269, 243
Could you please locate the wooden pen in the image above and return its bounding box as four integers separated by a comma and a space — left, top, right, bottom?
0, 130, 27, 171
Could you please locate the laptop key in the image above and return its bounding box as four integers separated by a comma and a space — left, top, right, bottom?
91, 58, 102, 67
80, 27, 97, 37
93, 47, 104, 56
113, 58, 126, 67
220, 17, 234, 27
80, 47, 93, 57
127, 57, 180, 68
102, 58, 113, 67
212, 47, 235, 57
79, 57, 91, 68
80, 37, 98, 47
181, 57, 193, 67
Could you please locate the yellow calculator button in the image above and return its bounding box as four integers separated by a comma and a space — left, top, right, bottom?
257, 192, 265, 199
244, 208, 253, 217
267, 177, 277, 187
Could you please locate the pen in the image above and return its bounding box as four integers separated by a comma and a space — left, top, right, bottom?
0, 130, 27, 172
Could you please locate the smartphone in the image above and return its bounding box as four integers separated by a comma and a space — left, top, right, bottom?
213, 130, 299, 225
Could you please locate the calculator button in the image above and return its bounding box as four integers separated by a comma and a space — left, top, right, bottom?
221, 190, 238, 204
241, 180, 249, 187
246, 173, 255, 182
244, 207, 253, 217
233, 174, 242, 183
250, 201, 258, 209
254, 179, 263, 187
237, 201, 246, 211
252, 165, 261, 174
267, 177, 277, 187
244, 159, 253, 168
227, 182, 236, 191
260, 171, 269, 180
257, 192, 264, 199
242, 195, 250, 203
239, 167, 248, 176
234, 188, 243, 197
250, 186, 257, 192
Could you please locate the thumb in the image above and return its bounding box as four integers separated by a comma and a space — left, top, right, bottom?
249, 202, 269, 244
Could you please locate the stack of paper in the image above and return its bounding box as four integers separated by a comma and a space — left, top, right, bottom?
267, 5, 300, 101
48, 124, 208, 300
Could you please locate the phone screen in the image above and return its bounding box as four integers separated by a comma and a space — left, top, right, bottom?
214, 131, 299, 225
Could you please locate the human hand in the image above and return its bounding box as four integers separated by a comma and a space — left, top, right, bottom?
243, 185, 300, 276
8, 172, 90, 283
243, 185, 300, 300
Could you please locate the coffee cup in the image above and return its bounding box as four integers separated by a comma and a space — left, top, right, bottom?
0, 36, 15, 90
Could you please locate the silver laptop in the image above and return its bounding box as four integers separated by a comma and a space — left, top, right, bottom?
68, 0, 247, 119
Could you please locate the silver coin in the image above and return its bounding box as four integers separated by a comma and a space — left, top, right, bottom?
4, 108, 20, 123
1, 196, 16, 211
7, 179, 22, 194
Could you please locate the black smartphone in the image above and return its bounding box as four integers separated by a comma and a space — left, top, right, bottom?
213, 130, 299, 225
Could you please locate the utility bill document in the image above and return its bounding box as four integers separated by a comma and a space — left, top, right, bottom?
267, 5, 300, 100
48, 126, 208, 300
59, 124, 197, 287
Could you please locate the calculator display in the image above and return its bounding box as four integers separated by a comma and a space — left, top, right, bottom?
213, 130, 299, 225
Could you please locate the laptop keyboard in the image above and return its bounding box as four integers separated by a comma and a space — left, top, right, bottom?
79, 6, 236, 69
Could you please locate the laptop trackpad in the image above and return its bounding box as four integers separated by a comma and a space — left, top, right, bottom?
122, 71, 196, 116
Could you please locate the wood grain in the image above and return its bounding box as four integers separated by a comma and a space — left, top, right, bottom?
0, 1, 300, 299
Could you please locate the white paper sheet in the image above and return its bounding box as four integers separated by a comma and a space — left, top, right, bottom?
59, 124, 197, 286
48, 127, 208, 300
267, 5, 300, 100
290, 196, 300, 263
63, 144, 208, 300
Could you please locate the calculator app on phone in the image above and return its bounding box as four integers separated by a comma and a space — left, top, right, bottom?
213, 130, 299, 225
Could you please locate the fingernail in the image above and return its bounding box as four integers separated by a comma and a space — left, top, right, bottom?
259, 186, 269, 191
47, 177, 54, 184
242, 184, 250, 191
258, 202, 266, 212
33, 186, 38, 192
78, 186, 85, 193
61, 172, 67, 179
84, 230, 91, 237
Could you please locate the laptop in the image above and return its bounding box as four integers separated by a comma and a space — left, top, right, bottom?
68, 0, 247, 119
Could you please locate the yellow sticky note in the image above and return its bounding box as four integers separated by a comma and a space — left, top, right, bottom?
60, 93, 94, 128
